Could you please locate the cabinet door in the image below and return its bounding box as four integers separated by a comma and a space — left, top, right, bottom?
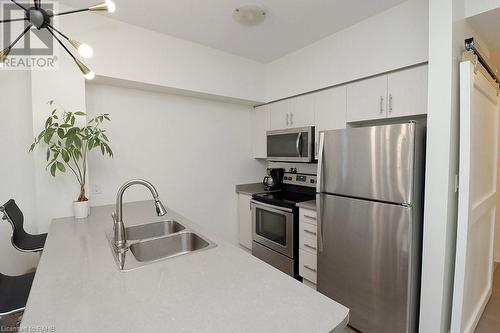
289, 94, 315, 128
313, 86, 347, 158
346, 75, 388, 122
252, 105, 270, 158
238, 194, 253, 250
270, 99, 291, 130
387, 65, 428, 118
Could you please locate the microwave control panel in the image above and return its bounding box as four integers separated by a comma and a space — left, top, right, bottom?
283, 173, 317, 188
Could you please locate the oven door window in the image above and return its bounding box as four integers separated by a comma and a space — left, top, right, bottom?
255, 207, 287, 246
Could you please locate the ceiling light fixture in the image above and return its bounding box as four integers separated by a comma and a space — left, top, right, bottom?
0, 0, 116, 79
232, 5, 266, 27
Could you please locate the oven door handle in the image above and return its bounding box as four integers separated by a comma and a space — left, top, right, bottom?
251, 200, 294, 213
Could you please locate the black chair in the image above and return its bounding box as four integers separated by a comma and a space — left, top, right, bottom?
0, 272, 35, 317
0, 200, 47, 252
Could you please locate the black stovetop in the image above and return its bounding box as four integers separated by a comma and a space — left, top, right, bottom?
252, 185, 315, 209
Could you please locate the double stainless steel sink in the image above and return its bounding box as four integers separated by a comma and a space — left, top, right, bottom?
106, 220, 217, 271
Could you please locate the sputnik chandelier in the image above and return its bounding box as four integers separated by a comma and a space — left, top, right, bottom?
0, 0, 116, 79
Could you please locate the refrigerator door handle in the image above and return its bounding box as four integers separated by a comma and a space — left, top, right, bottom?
316, 132, 325, 193
316, 132, 325, 252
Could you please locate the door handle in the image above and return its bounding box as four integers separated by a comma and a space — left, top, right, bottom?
389, 94, 393, 114
286, 113, 289, 126
289, 112, 293, 125
296, 132, 302, 157
380, 96, 384, 114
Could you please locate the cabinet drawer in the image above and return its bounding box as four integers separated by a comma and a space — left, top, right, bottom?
299, 209, 317, 224
299, 221, 317, 238
299, 235, 317, 254
299, 249, 317, 283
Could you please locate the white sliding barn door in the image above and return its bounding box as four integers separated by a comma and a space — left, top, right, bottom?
451, 61, 499, 333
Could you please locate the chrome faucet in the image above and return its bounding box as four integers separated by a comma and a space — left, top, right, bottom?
112, 179, 167, 252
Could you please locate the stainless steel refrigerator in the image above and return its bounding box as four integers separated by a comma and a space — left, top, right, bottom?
316, 122, 426, 333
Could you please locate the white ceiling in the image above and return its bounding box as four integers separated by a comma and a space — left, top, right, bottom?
60, 0, 407, 63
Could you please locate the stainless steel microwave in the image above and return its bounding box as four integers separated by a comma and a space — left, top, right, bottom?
266, 126, 315, 162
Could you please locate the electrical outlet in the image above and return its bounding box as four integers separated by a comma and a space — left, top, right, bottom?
93, 184, 103, 195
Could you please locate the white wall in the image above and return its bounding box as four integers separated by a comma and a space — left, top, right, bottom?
263, 0, 429, 101
85, 83, 266, 244
30, 49, 88, 232
59, 6, 265, 103
419, 0, 492, 331
0, 71, 39, 274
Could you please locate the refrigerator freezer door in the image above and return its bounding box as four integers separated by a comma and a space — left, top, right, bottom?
319, 123, 415, 204
317, 194, 416, 333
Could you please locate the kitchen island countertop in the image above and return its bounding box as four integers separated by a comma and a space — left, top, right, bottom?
21, 200, 348, 333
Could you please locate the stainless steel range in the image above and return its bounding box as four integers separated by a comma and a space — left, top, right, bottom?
251, 172, 316, 279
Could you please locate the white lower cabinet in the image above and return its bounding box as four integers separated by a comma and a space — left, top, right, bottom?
238, 194, 252, 250
298, 208, 318, 289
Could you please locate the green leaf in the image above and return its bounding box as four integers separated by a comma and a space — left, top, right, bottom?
61, 150, 70, 163
101, 133, 109, 142
45, 117, 52, 129
57, 128, 65, 139
50, 163, 57, 177
43, 128, 55, 144
29, 143, 36, 152
75, 112, 86, 116
37, 130, 45, 141
100, 143, 105, 155
56, 161, 66, 172
46, 149, 50, 161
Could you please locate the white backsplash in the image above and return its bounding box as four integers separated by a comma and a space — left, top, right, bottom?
267, 162, 317, 175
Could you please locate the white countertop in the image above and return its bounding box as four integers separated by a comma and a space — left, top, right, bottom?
21, 201, 348, 333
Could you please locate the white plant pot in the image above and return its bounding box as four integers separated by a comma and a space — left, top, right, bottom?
73, 201, 89, 219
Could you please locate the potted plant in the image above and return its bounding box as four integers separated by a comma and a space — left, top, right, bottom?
30, 101, 113, 219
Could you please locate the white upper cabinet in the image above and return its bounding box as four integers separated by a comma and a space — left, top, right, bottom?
346, 64, 428, 123
387, 65, 428, 118
289, 94, 315, 128
346, 75, 388, 123
270, 100, 291, 130
252, 105, 270, 158
313, 86, 347, 157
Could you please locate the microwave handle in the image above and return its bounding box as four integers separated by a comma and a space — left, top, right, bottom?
296, 132, 302, 157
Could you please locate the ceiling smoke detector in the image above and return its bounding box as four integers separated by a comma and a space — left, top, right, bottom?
233, 5, 266, 27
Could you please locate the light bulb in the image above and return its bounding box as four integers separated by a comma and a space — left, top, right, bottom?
78, 44, 93, 58
84, 70, 95, 80
105, 0, 116, 13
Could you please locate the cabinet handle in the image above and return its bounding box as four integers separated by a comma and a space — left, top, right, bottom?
304, 244, 317, 251
304, 229, 317, 236
289, 112, 293, 125
286, 113, 289, 126
304, 215, 316, 220
304, 265, 317, 273
389, 94, 393, 113
380, 96, 384, 114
